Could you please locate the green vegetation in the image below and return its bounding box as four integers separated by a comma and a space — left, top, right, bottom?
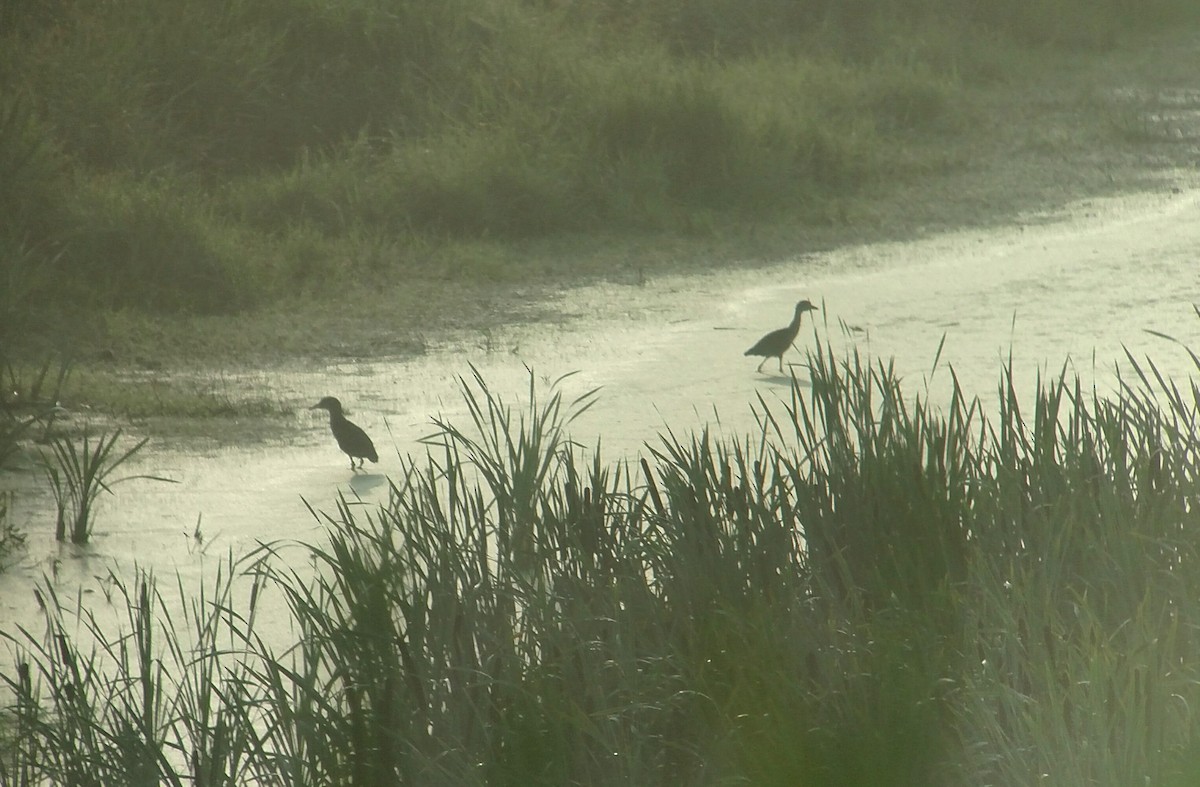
39, 428, 175, 543
54, 367, 293, 421
5, 343, 1200, 784
0, 354, 67, 471
2, 0, 1198, 353
0, 351, 71, 563
0, 492, 23, 571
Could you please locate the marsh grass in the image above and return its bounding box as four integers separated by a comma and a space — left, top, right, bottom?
5, 342, 1200, 783
3, 0, 1197, 326
0, 354, 70, 420
39, 429, 176, 543
58, 366, 291, 422
0, 492, 23, 571
0, 352, 71, 474
0, 351, 71, 572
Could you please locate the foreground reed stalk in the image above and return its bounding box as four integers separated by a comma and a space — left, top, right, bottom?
4, 346, 1200, 785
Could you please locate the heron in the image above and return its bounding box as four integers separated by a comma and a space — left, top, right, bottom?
745, 300, 819, 373
311, 396, 378, 470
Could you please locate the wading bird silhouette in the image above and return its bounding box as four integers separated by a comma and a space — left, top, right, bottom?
311, 396, 378, 470
745, 299, 819, 373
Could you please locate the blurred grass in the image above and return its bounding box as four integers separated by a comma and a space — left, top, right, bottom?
6, 341, 1200, 783
2, 0, 1197, 353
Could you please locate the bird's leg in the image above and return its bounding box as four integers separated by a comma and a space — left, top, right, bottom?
778, 356, 785, 373
756, 357, 767, 373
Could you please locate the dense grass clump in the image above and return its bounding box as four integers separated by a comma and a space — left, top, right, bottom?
6, 343, 1200, 784
1, 0, 1196, 331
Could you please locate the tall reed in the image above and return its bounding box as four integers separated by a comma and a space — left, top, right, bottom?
0, 352, 71, 470
40, 429, 175, 543
4, 343, 1200, 784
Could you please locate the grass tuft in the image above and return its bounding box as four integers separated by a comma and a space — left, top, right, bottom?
39, 429, 176, 543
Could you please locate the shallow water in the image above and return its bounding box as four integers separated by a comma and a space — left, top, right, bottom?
4, 183, 1200, 658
